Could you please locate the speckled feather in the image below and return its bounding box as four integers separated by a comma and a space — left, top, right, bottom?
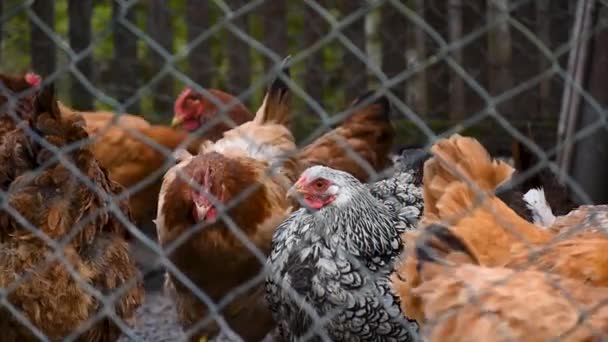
265, 158, 424, 341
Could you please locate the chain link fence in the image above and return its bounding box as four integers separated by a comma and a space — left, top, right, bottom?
1, 0, 608, 340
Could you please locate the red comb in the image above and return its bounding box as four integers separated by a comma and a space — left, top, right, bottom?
174, 87, 193, 113
25, 72, 41, 87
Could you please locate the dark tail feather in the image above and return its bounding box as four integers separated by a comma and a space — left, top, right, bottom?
395, 148, 431, 184
349, 90, 391, 121
415, 224, 478, 275
254, 56, 291, 125
34, 83, 59, 119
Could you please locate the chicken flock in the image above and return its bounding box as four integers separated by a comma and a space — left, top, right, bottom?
0, 60, 605, 342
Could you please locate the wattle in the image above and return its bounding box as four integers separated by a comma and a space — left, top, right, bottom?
206, 207, 217, 221
183, 120, 200, 132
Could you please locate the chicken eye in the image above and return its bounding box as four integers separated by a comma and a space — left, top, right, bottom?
313, 179, 326, 190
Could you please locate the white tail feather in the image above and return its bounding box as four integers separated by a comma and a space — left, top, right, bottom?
523, 187, 556, 228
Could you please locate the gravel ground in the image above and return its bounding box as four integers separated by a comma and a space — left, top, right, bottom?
118, 289, 276, 342
122, 238, 276, 341
118, 290, 187, 342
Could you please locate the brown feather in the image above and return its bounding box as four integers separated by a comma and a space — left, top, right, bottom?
414, 264, 608, 342
297, 93, 394, 182
393, 134, 608, 336
0, 75, 143, 341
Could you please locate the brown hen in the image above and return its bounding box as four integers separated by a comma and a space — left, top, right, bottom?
393, 134, 608, 329
0, 76, 143, 341
410, 226, 608, 342
172, 87, 253, 140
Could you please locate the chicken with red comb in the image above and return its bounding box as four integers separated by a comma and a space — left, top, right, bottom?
172, 87, 253, 141
24, 72, 41, 87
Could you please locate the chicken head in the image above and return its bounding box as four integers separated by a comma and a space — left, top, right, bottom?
172, 87, 252, 138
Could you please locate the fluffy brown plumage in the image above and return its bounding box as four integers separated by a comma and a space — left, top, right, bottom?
0, 73, 41, 137
416, 135, 608, 283
83, 123, 201, 234
392, 134, 608, 340
412, 233, 608, 342
0, 75, 143, 341
58, 106, 210, 234
297, 92, 394, 182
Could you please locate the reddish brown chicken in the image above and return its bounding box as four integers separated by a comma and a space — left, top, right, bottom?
172, 87, 253, 141
158, 68, 296, 341
0, 74, 143, 341
157, 65, 398, 340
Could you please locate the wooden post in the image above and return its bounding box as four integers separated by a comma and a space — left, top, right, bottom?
339, 0, 368, 96
406, 0, 428, 116
536, 0, 551, 118
448, 0, 465, 119
147, 0, 174, 117
486, 0, 512, 114
303, 1, 327, 113
569, 3, 608, 204
557, 0, 594, 182
224, 0, 251, 101
0, 0, 4, 64
29, 0, 56, 77
365, 7, 382, 89
262, 1, 288, 70
381, 2, 407, 100
112, 1, 140, 113
68, 0, 93, 110
186, 0, 213, 87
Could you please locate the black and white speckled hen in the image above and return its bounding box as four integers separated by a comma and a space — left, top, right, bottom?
368, 148, 428, 234
264, 161, 423, 341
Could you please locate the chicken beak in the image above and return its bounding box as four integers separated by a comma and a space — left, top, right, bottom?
171, 116, 184, 128
287, 184, 303, 200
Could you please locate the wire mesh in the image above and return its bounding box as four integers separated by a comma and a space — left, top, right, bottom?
0, 0, 607, 341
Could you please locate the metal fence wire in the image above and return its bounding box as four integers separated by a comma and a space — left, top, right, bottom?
1, 0, 608, 341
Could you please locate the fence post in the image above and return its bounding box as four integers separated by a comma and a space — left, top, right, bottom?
339, 0, 368, 96
570, 4, 608, 204
406, 0, 428, 116
112, 0, 140, 114
536, 0, 551, 118
29, 0, 56, 77
448, 0, 465, 119
486, 0, 512, 115
68, 0, 94, 110
0, 0, 3, 64
303, 0, 327, 115
262, 1, 288, 70
381, 2, 407, 101
186, 0, 213, 88
225, 0, 252, 104
147, 0, 174, 117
